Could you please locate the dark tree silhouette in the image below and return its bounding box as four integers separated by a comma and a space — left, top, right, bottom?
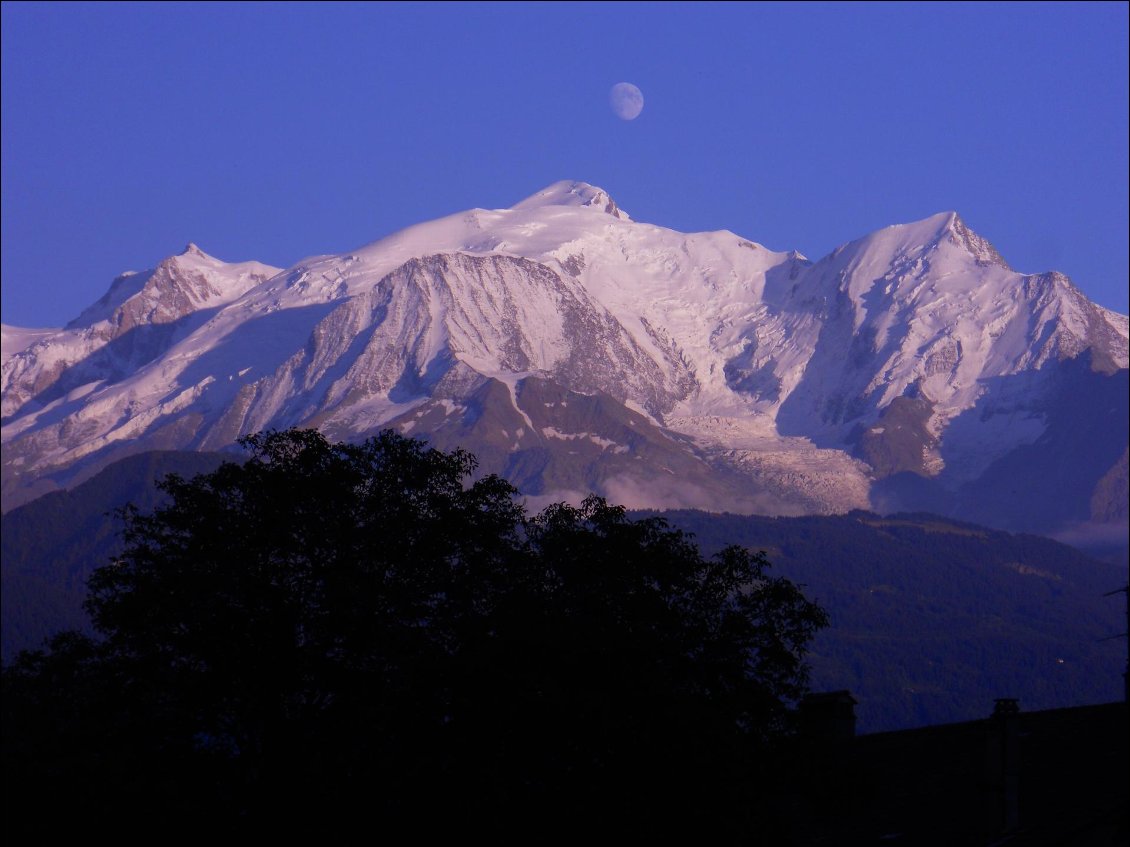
3, 429, 827, 839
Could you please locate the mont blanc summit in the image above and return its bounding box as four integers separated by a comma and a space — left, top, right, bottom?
3, 181, 1127, 534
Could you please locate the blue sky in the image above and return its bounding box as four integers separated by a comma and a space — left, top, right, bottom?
3, 1, 1127, 327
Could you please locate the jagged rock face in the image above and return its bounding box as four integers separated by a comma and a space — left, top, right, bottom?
1, 247, 278, 419
2, 183, 1127, 536
384, 375, 776, 513
68, 244, 256, 334
190, 251, 699, 449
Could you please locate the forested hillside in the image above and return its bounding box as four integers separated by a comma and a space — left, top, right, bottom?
636, 510, 1126, 731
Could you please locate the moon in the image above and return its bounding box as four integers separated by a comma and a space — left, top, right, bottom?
609, 82, 644, 121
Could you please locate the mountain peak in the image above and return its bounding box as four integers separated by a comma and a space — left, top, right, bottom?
942, 213, 1011, 270
166, 243, 224, 270
177, 242, 214, 261
511, 180, 630, 220
857, 212, 1011, 272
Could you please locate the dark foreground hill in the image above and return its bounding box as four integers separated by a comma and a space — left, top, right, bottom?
1, 450, 228, 662
2, 449, 1124, 732
639, 509, 1126, 731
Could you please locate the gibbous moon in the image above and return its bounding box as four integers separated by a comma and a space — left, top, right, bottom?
609, 82, 644, 120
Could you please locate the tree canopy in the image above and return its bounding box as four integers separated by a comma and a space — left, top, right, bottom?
3, 429, 827, 838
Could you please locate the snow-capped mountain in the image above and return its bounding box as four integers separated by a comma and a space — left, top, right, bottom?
2, 245, 279, 419
3, 181, 1127, 534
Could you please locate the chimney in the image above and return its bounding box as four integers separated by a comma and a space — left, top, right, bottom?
986, 698, 1020, 833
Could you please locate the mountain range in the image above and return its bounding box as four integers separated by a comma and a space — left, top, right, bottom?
3, 181, 1127, 539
